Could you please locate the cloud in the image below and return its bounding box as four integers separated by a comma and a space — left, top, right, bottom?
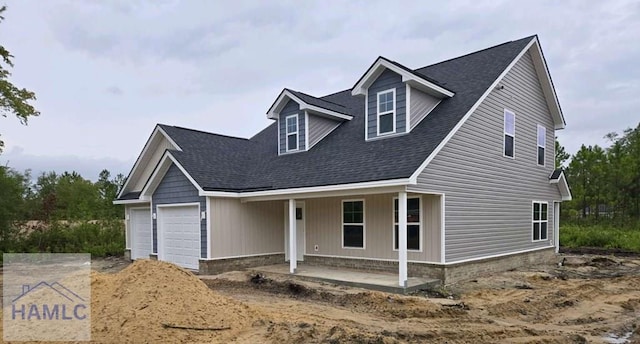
105, 86, 123, 96
0, 146, 132, 181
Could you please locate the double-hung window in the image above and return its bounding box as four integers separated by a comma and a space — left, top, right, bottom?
377, 89, 395, 135
285, 114, 298, 152
533, 202, 548, 241
537, 125, 546, 166
504, 110, 515, 158
342, 200, 364, 248
394, 197, 421, 251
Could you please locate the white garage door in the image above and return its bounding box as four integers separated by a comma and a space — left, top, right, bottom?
130, 208, 152, 260
158, 205, 201, 270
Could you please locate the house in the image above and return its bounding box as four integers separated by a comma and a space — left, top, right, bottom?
114, 35, 571, 285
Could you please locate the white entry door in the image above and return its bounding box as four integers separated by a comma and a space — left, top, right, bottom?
158, 205, 201, 270
285, 202, 305, 261
130, 208, 152, 260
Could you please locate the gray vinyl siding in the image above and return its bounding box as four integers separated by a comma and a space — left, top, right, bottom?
152, 163, 207, 258
279, 100, 306, 154
367, 69, 406, 139
308, 114, 341, 148
410, 87, 440, 130
407, 50, 562, 263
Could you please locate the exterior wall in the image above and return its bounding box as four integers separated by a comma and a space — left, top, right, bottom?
131, 134, 176, 191
152, 164, 207, 258
408, 50, 562, 263
304, 193, 441, 263
409, 86, 440, 130
367, 69, 406, 139
199, 254, 285, 275
308, 114, 341, 148
209, 198, 284, 258
278, 100, 306, 154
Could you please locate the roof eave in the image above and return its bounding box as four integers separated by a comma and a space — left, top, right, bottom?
351, 58, 455, 98
549, 171, 572, 201
266, 89, 352, 121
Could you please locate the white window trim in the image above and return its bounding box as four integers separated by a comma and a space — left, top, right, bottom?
537, 124, 546, 166
285, 114, 299, 152
532, 201, 549, 242
341, 199, 366, 249
503, 109, 516, 159
376, 88, 396, 136
392, 195, 423, 252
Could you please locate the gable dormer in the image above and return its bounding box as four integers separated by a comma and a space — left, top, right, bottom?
267, 89, 351, 155
352, 57, 454, 140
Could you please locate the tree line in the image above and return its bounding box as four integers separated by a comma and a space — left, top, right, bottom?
559, 122, 640, 226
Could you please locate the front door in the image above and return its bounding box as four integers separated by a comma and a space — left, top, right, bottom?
284, 202, 305, 261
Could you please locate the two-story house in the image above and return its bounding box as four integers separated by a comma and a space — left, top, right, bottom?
114, 35, 571, 286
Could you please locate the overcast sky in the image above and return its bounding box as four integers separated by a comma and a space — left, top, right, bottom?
1, 0, 638, 180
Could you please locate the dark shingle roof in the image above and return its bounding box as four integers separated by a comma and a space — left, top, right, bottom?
120, 36, 535, 197
119, 191, 141, 200
550, 169, 564, 180
287, 89, 349, 115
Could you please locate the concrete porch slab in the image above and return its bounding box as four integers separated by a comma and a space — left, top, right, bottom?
248, 264, 441, 294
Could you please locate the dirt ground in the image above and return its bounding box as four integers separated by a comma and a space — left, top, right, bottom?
2, 254, 640, 343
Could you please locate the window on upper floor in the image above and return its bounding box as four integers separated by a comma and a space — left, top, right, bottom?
393, 197, 421, 251
504, 109, 515, 158
537, 125, 546, 166
532, 201, 548, 241
377, 89, 396, 135
285, 114, 298, 152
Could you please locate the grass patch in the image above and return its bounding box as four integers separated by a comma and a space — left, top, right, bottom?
560, 224, 640, 252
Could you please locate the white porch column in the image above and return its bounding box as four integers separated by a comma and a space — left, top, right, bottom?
398, 191, 408, 287
288, 198, 297, 273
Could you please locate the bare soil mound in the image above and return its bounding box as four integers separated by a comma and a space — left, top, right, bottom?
90, 259, 262, 343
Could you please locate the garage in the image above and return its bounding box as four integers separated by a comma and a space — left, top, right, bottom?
130, 208, 152, 260
157, 204, 201, 270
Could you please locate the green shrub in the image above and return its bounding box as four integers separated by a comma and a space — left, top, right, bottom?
560, 224, 640, 252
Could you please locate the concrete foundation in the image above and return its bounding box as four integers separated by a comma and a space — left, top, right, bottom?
199, 254, 285, 275
124, 249, 131, 261
304, 248, 557, 285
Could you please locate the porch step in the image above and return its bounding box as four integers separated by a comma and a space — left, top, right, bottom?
248, 264, 442, 295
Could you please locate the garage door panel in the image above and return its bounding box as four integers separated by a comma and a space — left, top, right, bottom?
159, 205, 200, 270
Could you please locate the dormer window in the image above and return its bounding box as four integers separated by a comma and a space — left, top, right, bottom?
377, 89, 396, 135
286, 114, 299, 151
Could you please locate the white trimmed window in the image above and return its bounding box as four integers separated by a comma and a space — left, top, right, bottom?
342, 200, 365, 249
533, 201, 548, 241
504, 109, 515, 158
393, 197, 421, 251
377, 89, 396, 135
537, 125, 546, 166
285, 114, 298, 152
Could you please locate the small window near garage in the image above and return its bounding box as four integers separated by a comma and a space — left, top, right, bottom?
504, 109, 515, 158
394, 197, 421, 251
377, 89, 396, 135
296, 207, 303, 220
342, 200, 364, 249
537, 125, 546, 166
286, 114, 298, 152
533, 201, 548, 241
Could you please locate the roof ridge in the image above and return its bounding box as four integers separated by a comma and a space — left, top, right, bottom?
290, 89, 347, 108
161, 124, 250, 141
415, 35, 536, 70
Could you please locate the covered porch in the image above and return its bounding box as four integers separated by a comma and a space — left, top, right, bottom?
250, 263, 440, 294
242, 187, 445, 288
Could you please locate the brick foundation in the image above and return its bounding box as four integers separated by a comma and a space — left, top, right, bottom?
199, 254, 285, 275
304, 248, 557, 285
